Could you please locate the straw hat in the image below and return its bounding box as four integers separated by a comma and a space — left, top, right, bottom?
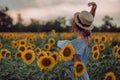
74, 10, 94, 30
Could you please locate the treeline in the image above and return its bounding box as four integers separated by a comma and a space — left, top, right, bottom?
0, 7, 120, 32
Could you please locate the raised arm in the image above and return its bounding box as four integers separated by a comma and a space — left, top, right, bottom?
88, 2, 97, 17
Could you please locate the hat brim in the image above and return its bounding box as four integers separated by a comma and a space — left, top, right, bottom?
74, 12, 94, 30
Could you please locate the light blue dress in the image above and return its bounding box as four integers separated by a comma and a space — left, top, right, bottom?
57, 37, 90, 80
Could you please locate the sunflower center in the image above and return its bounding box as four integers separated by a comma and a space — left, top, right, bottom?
100, 45, 103, 49
25, 53, 32, 60
106, 76, 112, 80
50, 40, 53, 44
36, 49, 40, 53
1, 51, 6, 56
94, 52, 98, 58
45, 45, 49, 49
118, 49, 120, 55
21, 41, 25, 45
102, 37, 105, 41
93, 46, 97, 51
114, 48, 117, 53
76, 64, 83, 73
52, 55, 57, 61
17, 53, 21, 58
20, 47, 25, 52
42, 58, 51, 66
95, 39, 99, 43
63, 48, 71, 57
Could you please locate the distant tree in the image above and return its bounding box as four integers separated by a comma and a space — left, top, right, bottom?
13, 13, 25, 32
27, 18, 42, 32
0, 7, 13, 32
100, 15, 118, 32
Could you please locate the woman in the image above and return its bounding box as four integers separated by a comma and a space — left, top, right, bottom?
57, 2, 97, 80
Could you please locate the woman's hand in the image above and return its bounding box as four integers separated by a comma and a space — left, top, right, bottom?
88, 2, 97, 17
88, 2, 97, 8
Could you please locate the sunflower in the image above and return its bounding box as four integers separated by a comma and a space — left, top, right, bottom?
35, 47, 41, 55
0, 41, 3, 48
5, 51, 11, 59
0, 49, 9, 59
93, 36, 101, 43
11, 40, 18, 48
107, 37, 112, 46
28, 43, 35, 49
50, 29, 57, 36
16, 51, 22, 59
28, 36, 37, 42
22, 50, 35, 64
60, 43, 75, 61
91, 44, 99, 53
51, 51, 61, 64
116, 47, 120, 58
48, 38, 56, 46
104, 72, 116, 80
45, 51, 52, 56
26, 45, 33, 50
92, 50, 100, 60
112, 45, 119, 56
74, 61, 86, 77
99, 43, 105, 51
18, 39, 27, 46
37, 55, 55, 70
18, 45, 27, 52
101, 35, 107, 43
39, 32, 46, 39
37, 51, 47, 59
44, 43, 51, 51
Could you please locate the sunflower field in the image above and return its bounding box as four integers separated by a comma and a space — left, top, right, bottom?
0, 30, 120, 80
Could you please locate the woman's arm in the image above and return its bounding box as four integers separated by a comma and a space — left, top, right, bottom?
88, 2, 97, 17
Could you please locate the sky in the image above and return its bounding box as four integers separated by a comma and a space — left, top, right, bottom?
0, 0, 120, 26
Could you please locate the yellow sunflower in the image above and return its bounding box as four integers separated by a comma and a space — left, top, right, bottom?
99, 43, 105, 51
104, 72, 116, 80
107, 37, 112, 46
45, 51, 52, 56
18, 39, 27, 46
92, 50, 100, 60
60, 43, 75, 61
51, 51, 61, 64
5, 51, 11, 59
37, 51, 47, 59
0, 49, 9, 59
93, 36, 101, 43
39, 32, 46, 39
16, 51, 22, 59
37, 55, 55, 70
35, 47, 41, 55
112, 45, 119, 56
11, 40, 18, 48
48, 38, 56, 46
18, 45, 27, 52
22, 50, 35, 64
0, 41, 3, 48
44, 43, 51, 51
116, 47, 120, 58
74, 61, 86, 77
101, 35, 107, 43
91, 44, 99, 53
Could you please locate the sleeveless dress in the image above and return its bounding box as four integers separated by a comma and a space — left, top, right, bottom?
57, 37, 90, 80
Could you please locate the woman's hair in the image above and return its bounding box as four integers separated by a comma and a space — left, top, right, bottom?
74, 22, 91, 37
